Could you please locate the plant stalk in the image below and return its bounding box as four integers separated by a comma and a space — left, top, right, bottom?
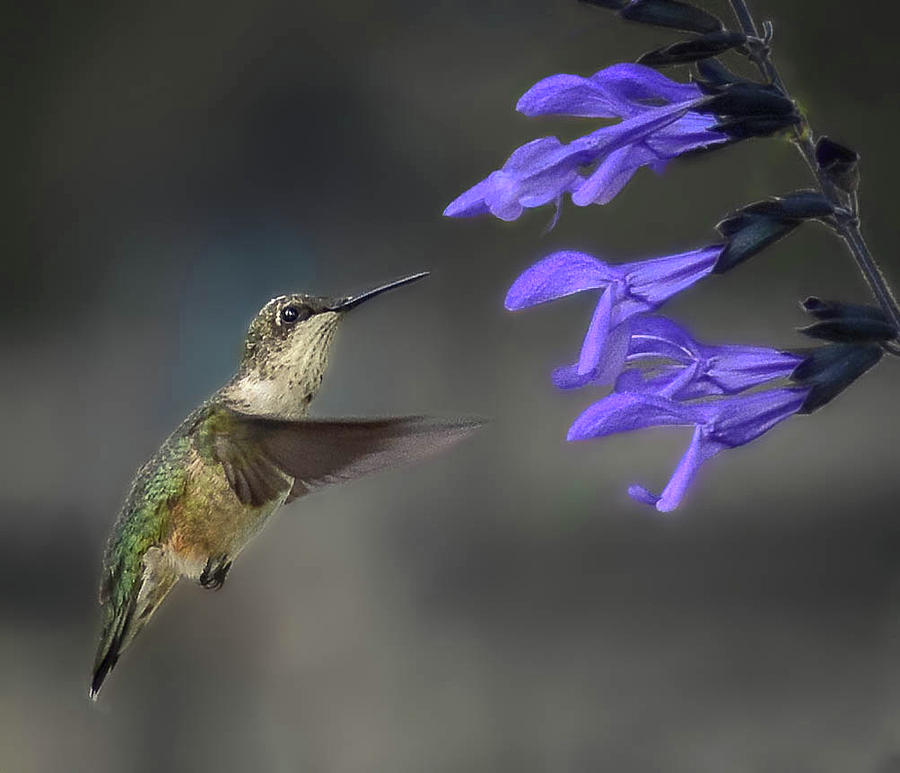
728, 0, 900, 335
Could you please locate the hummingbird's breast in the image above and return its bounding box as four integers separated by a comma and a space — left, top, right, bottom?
164, 446, 290, 579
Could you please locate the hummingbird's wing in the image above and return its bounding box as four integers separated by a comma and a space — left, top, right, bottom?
215, 413, 483, 505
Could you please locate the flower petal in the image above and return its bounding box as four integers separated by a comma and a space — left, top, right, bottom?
628, 483, 662, 507
571, 143, 657, 207
645, 426, 724, 512
626, 315, 698, 362
484, 181, 525, 221
577, 96, 707, 158
570, 114, 727, 207
516, 73, 624, 118
552, 362, 592, 390
505, 251, 622, 310
488, 138, 587, 219
552, 319, 633, 389
443, 177, 493, 217
592, 63, 702, 107
567, 392, 704, 442
656, 360, 702, 398
625, 245, 721, 307
648, 112, 728, 156
516, 64, 702, 119
445, 137, 587, 221
503, 136, 573, 173
700, 388, 808, 447
577, 284, 617, 374
614, 365, 687, 394
702, 346, 802, 393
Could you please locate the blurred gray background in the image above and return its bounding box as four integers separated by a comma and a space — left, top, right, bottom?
5, 0, 900, 771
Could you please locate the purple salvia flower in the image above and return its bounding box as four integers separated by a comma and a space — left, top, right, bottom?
567, 387, 809, 512
445, 65, 726, 220
505, 247, 722, 375
554, 315, 803, 397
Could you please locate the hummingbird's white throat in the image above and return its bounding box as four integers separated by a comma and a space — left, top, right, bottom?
221, 311, 341, 419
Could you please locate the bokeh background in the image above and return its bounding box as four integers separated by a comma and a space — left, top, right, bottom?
5, 0, 900, 770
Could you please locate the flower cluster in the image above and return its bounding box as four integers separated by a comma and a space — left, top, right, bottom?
504, 252, 813, 511
444, 60, 795, 224
500, 242, 889, 511
446, 1, 897, 511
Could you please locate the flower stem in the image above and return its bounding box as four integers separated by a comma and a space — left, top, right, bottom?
728, 0, 900, 336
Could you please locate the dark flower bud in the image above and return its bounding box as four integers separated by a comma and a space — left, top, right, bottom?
749, 191, 835, 220
798, 297, 896, 343
815, 136, 860, 194
694, 57, 742, 87
579, 0, 629, 9
714, 213, 791, 272
714, 191, 833, 273
791, 343, 883, 413
802, 297, 889, 322
800, 319, 897, 344
696, 81, 799, 138
712, 113, 801, 139
638, 31, 747, 67
620, 0, 724, 34
697, 82, 795, 117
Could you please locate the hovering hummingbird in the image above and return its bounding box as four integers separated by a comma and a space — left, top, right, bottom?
91, 272, 481, 699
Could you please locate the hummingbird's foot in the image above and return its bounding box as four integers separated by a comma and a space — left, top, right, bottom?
199, 555, 232, 590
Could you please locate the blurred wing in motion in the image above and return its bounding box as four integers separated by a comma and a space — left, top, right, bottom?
228, 414, 484, 502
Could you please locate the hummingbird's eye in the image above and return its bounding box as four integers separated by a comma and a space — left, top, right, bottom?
280, 305, 309, 325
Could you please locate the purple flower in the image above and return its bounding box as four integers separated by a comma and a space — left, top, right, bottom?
444, 64, 726, 220
553, 315, 803, 397
567, 387, 809, 512
505, 247, 722, 375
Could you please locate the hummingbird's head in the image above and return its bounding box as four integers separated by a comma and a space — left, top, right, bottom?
220, 272, 429, 418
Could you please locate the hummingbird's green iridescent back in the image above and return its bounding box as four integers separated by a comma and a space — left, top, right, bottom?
100, 416, 193, 617
94, 413, 193, 696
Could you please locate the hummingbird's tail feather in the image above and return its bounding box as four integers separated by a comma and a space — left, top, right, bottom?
90, 603, 133, 700
90, 553, 178, 701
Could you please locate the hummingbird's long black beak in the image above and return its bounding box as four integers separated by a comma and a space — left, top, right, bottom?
326, 272, 430, 311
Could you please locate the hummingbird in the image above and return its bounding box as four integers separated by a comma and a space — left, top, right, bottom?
91, 272, 481, 699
